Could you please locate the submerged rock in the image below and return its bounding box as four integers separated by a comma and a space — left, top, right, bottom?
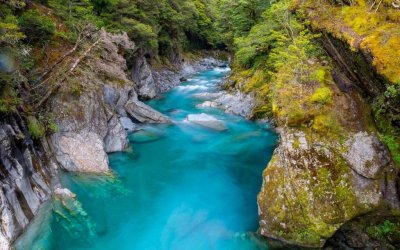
186, 113, 227, 131
130, 128, 164, 143
52, 188, 96, 247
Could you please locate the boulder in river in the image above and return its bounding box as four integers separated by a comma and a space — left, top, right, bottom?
192, 92, 223, 101
196, 101, 220, 109
125, 100, 171, 124
186, 113, 227, 131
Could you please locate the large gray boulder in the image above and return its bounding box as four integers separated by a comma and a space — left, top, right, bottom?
125, 100, 171, 124
52, 132, 109, 173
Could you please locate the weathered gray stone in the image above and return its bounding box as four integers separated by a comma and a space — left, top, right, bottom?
344, 132, 391, 179
119, 117, 137, 131
214, 92, 255, 119
52, 132, 109, 173
131, 56, 158, 100
104, 116, 129, 153
125, 100, 171, 124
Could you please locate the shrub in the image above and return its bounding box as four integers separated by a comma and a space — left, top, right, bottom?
0, 72, 20, 113
312, 68, 326, 83
27, 116, 45, 139
381, 134, 400, 167
311, 87, 332, 104
366, 220, 400, 239
18, 9, 56, 43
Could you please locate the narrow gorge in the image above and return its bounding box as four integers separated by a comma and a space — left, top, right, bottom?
1, 0, 399, 249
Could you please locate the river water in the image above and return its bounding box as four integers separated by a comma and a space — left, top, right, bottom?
16, 67, 277, 250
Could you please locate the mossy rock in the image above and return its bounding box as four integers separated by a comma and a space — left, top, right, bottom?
257, 128, 394, 248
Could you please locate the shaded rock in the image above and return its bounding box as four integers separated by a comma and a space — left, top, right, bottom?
131, 56, 157, 100
131, 55, 229, 97
104, 116, 129, 153
125, 100, 171, 124
186, 113, 227, 131
119, 117, 136, 131
0, 116, 53, 249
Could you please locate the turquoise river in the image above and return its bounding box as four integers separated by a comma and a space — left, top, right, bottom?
16, 67, 277, 250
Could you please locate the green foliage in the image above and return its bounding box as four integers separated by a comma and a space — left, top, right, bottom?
18, 9, 56, 43
27, 116, 45, 139
373, 84, 400, 167
119, 18, 158, 50
366, 220, 400, 239
213, 0, 270, 46
312, 68, 326, 83
48, 0, 104, 28
311, 87, 332, 104
0, 72, 20, 113
0, 5, 25, 45
381, 134, 400, 166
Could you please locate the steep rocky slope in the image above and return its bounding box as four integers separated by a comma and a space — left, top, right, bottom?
0, 115, 56, 249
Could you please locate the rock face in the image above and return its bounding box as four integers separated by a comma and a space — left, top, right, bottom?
0, 116, 55, 249
345, 132, 391, 179
131, 56, 158, 99
49, 30, 170, 173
